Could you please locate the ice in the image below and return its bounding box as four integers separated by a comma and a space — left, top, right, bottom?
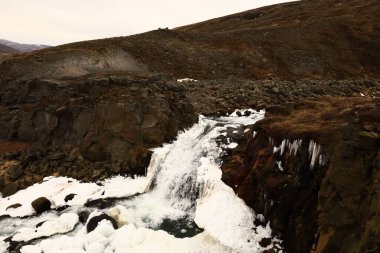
277, 161, 284, 171
309, 140, 321, 169
289, 139, 302, 156
226, 142, 238, 149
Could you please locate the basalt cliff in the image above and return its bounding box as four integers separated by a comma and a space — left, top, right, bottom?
0, 0, 379, 252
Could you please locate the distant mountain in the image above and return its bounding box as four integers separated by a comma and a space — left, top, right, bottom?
0, 39, 50, 52
0, 43, 20, 54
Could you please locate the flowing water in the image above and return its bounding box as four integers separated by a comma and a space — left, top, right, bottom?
0, 110, 282, 253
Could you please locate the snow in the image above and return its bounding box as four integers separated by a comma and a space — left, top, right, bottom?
177, 78, 198, 83
13, 213, 79, 242
1, 109, 280, 253
21, 221, 230, 253
0, 238, 8, 253
0, 176, 148, 217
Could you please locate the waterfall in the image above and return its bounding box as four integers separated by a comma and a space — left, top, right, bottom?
0, 110, 282, 253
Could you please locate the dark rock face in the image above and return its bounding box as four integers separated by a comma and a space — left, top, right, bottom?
31, 197, 51, 213
87, 213, 118, 233
0, 74, 197, 192
184, 79, 380, 115
221, 97, 380, 253
2, 181, 19, 197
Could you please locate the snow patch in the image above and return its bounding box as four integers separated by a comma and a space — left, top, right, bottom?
13, 213, 79, 242
177, 78, 198, 83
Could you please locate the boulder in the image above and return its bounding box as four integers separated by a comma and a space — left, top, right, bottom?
86, 213, 118, 233
259, 238, 272, 248
31, 197, 51, 213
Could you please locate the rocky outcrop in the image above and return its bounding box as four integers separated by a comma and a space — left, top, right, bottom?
221, 97, 380, 253
0, 73, 196, 194
184, 79, 380, 115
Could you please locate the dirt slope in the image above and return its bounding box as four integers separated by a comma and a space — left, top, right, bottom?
0, 0, 379, 81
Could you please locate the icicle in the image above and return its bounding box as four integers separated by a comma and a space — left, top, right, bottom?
252, 131, 257, 139
308, 140, 315, 157
277, 161, 284, 171
269, 137, 274, 148
309, 140, 321, 169
289, 139, 302, 156
319, 154, 328, 166
280, 140, 287, 156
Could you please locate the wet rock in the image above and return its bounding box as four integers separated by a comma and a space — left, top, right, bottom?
84, 198, 116, 209
64, 193, 77, 202
6, 203, 22, 210
87, 213, 118, 233
79, 210, 90, 224
259, 238, 272, 247
36, 221, 46, 228
31, 197, 51, 213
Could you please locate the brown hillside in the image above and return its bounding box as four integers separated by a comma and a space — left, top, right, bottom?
0, 43, 19, 54
0, 0, 379, 81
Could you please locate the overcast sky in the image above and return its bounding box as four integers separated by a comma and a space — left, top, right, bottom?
1, 0, 294, 46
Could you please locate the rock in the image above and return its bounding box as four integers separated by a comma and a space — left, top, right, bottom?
86, 213, 118, 233
79, 210, 90, 224
141, 114, 158, 129
259, 238, 272, 247
67, 147, 81, 162
2, 181, 19, 197
8, 165, 24, 180
271, 87, 280, 94
6, 203, 22, 210
31, 197, 51, 213
64, 193, 77, 202
36, 221, 46, 228
83, 143, 107, 162
84, 198, 115, 209
48, 153, 65, 161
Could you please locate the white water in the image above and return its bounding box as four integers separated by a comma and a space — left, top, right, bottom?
0, 110, 282, 253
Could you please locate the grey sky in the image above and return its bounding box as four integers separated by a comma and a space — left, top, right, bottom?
1, 0, 294, 46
